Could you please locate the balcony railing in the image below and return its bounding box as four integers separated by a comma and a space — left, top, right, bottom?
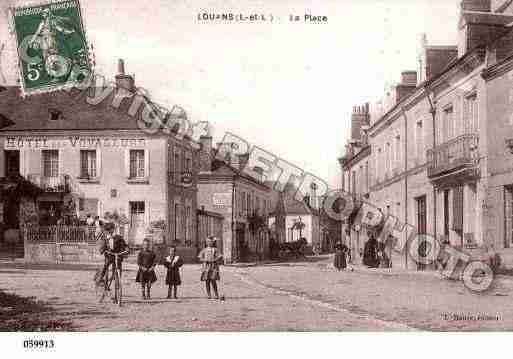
26, 174, 71, 192
426, 134, 479, 178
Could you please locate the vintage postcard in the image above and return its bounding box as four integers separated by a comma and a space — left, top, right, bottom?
1, 0, 513, 355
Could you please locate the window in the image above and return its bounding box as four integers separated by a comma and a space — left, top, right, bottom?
416, 195, 427, 235
365, 161, 369, 194
255, 197, 260, 215
80, 150, 97, 178
129, 150, 145, 178
352, 171, 356, 194
443, 190, 450, 237
386, 142, 391, 176
183, 150, 192, 173
174, 203, 180, 241
415, 121, 423, 161
376, 148, 381, 183
174, 147, 181, 182
241, 192, 246, 215
247, 193, 251, 216
4, 150, 20, 177
464, 94, 478, 134
185, 205, 191, 246
441, 106, 453, 143
395, 135, 401, 170
42, 150, 59, 177
129, 201, 145, 227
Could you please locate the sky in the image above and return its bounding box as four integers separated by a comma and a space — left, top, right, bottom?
0, 0, 461, 187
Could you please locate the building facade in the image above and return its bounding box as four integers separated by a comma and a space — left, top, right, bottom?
197, 138, 272, 263
339, 0, 513, 269
0, 61, 202, 261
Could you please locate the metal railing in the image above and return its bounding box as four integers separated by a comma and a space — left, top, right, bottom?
426, 134, 479, 178
23, 225, 97, 243
26, 174, 71, 192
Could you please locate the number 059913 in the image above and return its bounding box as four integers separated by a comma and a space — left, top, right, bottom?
23, 339, 55, 349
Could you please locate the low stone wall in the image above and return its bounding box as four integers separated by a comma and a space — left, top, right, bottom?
24, 240, 103, 263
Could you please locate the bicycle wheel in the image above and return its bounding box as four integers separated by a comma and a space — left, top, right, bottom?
114, 269, 122, 306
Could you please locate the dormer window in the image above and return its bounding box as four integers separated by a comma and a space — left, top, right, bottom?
48, 108, 62, 121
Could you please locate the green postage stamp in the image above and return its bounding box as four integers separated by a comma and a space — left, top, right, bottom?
10, 0, 91, 95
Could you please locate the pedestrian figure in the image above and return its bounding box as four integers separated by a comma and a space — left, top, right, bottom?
363, 231, 379, 268
136, 239, 157, 300
163, 246, 183, 299
198, 236, 223, 299
333, 240, 348, 270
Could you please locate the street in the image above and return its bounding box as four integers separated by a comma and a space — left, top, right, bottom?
1, 256, 512, 331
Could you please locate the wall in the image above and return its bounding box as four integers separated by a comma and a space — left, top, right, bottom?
167, 137, 199, 249
484, 61, 513, 252
24, 240, 103, 263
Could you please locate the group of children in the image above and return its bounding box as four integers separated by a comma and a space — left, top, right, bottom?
135, 236, 223, 300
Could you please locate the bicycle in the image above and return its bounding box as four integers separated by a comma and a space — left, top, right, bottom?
94, 250, 128, 306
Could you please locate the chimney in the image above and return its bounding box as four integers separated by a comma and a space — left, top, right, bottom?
401, 71, 417, 85
350, 102, 370, 141
115, 59, 135, 91
199, 136, 213, 172
236, 153, 250, 171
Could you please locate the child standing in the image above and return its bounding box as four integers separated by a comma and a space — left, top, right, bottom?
198, 237, 223, 299
135, 239, 157, 300
163, 246, 183, 299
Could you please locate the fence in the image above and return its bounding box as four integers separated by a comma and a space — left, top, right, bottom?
23, 225, 97, 243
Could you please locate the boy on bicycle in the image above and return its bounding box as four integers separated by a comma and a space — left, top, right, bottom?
97, 222, 128, 292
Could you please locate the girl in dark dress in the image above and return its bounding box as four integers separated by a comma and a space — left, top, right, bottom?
163, 246, 184, 299
333, 240, 348, 270
363, 232, 379, 268
198, 237, 223, 299
136, 239, 157, 300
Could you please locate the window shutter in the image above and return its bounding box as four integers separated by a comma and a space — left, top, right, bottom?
96, 149, 102, 179
452, 186, 464, 232
124, 149, 130, 178
79, 150, 87, 177
144, 149, 150, 178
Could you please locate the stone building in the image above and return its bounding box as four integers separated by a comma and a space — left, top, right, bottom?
269, 184, 320, 250
197, 137, 272, 263
0, 60, 201, 261
340, 0, 513, 269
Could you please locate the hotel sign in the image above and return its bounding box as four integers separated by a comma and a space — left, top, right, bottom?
4, 136, 147, 149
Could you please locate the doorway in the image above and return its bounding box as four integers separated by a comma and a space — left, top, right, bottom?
235, 222, 246, 262
129, 201, 145, 247
415, 195, 427, 270
4, 150, 20, 177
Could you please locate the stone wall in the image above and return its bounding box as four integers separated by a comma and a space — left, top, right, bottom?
24, 240, 103, 263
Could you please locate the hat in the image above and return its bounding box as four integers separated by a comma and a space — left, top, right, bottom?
103, 222, 115, 232
205, 236, 216, 245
